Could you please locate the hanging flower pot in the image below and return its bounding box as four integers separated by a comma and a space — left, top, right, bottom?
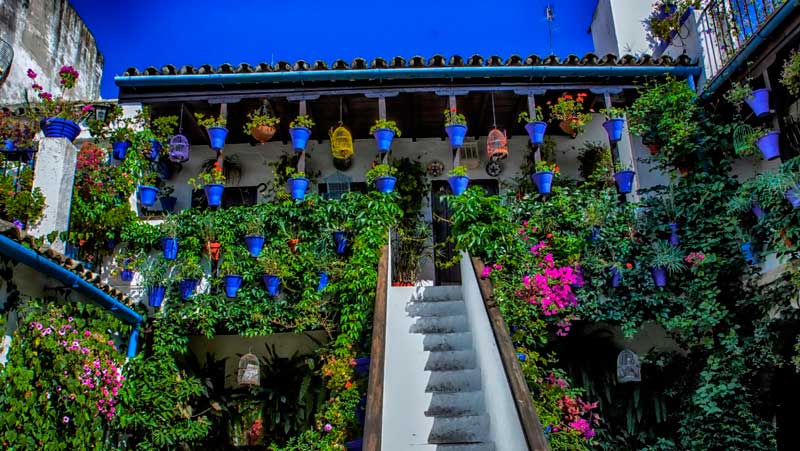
740, 242, 758, 265
206, 241, 222, 261
354, 356, 370, 376
610, 267, 622, 288
147, 286, 166, 308
445, 124, 468, 147
375, 176, 397, 193
148, 139, 162, 161
4, 139, 14, 151
603, 118, 625, 143
41, 117, 81, 142
207, 126, 228, 150
786, 187, 800, 209
161, 237, 179, 260
317, 271, 329, 291
651, 267, 668, 287
138, 185, 159, 207
160, 196, 177, 213
524, 121, 548, 146
223, 274, 243, 298
179, 279, 198, 300
373, 128, 395, 153
531, 171, 554, 194
756, 131, 781, 161
668, 222, 680, 247
262, 274, 281, 297
287, 177, 310, 200
204, 184, 225, 207
589, 226, 601, 241
448, 176, 469, 195
251, 125, 276, 143
344, 439, 363, 451
333, 231, 350, 255
112, 141, 130, 160
559, 120, 577, 138
614, 170, 635, 194
751, 202, 765, 219
288, 238, 300, 253
744, 89, 771, 117
120, 269, 134, 282
290, 127, 312, 151
244, 235, 265, 257
571, 265, 584, 288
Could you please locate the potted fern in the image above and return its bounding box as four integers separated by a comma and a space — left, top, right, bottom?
366, 163, 398, 193
650, 241, 683, 287
448, 165, 469, 195
245, 110, 280, 144
370, 119, 401, 153
518, 107, 547, 146
195, 113, 228, 150
443, 109, 468, 147
289, 115, 314, 151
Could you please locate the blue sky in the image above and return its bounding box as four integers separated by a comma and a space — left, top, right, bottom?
70, 0, 598, 99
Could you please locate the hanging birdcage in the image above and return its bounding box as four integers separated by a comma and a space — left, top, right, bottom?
616, 349, 641, 383
487, 128, 509, 160
169, 134, 190, 163
237, 353, 260, 386
329, 124, 354, 160
733, 124, 756, 156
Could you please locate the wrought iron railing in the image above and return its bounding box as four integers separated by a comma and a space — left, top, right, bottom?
1, 148, 37, 192
698, 0, 787, 81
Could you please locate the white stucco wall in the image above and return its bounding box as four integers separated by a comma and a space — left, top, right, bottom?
592, 0, 655, 56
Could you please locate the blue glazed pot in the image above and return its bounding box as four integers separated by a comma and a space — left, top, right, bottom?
207, 126, 228, 150
751, 202, 765, 219
161, 237, 179, 260
373, 128, 395, 152
287, 177, 310, 200
244, 235, 265, 257
160, 196, 177, 212
669, 222, 680, 247
333, 231, 350, 255
138, 185, 159, 207
290, 126, 311, 151
745, 88, 771, 117
571, 265, 584, 288
223, 275, 243, 298
524, 121, 548, 146
112, 141, 130, 160
40, 117, 81, 142
120, 269, 134, 282
148, 139, 162, 160
4, 139, 14, 151
204, 184, 224, 207
652, 267, 668, 287
445, 124, 468, 147
589, 226, 601, 241
603, 118, 625, 143
614, 170, 635, 194
741, 242, 758, 265
262, 274, 281, 297
354, 356, 370, 376
610, 267, 622, 288
179, 279, 198, 300
148, 286, 166, 308
344, 439, 363, 451
317, 271, 329, 291
531, 171, 554, 194
786, 187, 800, 209
756, 131, 781, 161
356, 395, 367, 425
518, 352, 527, 361
448, 175, 469, 195
375, 176, 397, 193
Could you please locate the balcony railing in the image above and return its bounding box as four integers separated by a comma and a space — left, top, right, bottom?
699, 0, 787, 81
1, 148, 37, 192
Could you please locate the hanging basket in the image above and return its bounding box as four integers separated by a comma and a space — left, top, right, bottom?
169, 134, 190, 163
733, 124, 755, 156
330, 125, 354, 159
237, 353, 261, 386
251, 125, 276, 143
486, 128, 508, 160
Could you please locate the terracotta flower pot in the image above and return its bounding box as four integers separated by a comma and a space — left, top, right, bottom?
288, 238, 300, 253
251, 125, 276, 143
206, 241, 222, 261
648, 143, 660, 155
677, 166, 689, 177
559, 119, 578, 138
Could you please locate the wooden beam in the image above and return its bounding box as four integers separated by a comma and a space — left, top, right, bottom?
508, 94, 526, 139
363, 242, 390, 451
474, 92, 489, 139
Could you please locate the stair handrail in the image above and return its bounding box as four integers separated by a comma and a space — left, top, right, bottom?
363, 234, 391, 450
470, 255, 550, 451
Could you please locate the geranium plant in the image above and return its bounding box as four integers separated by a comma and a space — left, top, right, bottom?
289, 115, 315, 129
370, 119, 402, 136
188, 163, 226, 189
548, 93, 593, 134
24, 66, 86, 122
535, 160, 560, 174
443, 108, 467, 126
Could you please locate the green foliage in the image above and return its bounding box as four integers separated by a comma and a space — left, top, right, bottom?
780, 50, 800, 96
289, 115, 315, 129
0, 159, 46, 226
517, 107, 544, 123
365, 163, 397, 184
443, 109, 467, 126
244, 110, 280, 133
448, 165, 468, 177
724, 80, 754, 106
650, 240, 685, 273
577, 141, 613, 186
194, 113, 227, 128
369, 118, 401, 137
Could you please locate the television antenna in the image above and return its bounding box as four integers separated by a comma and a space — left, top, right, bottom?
545, 3, 555, 56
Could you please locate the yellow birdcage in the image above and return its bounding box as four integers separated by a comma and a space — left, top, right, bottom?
329, 124, 354, 159
487, 128, 508, 160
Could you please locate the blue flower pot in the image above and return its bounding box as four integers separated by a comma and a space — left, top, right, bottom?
751, 202, 765, 219
148, 139, 162, 160
204, 184, 224, 207
148, 286, 166, 308
161, 237, 179, 260
244, 235, 265, 257
112, 141, 130, 160
375, 176, 397, 193
138, 185, 159, 207
344, 439, 363, 451
356, 395, 367, 425
317, 271, 329, 291
756, 131, 780, 161
571, 265, 584, 289
40, 117, 80, 142
652, 267, 668, 287
448, 175, 469, 195
603, 118, 625, 143
610, 267, 622, 288
373, 128, 395, 152
120, 269, 134, 282
445, 124, 468, 147
333, 231, 350, 255
262, 274, 281, 297
287, 177, 310, 200
207, 126, 228, 150
160, 196, 177, 212
614, 170, 635, 194
179, 279, 198, 300
524, 121, 548, 146
354, 356, 370, 376
787, 187, 800, 209
669, 222, 680, 247
589, 226, 601, 241
223, 275, 243, 298
745, 88, 770, 117
4, 139, 15, 151
531, 171, 554, 194
741, 242, 758, 265
290, 126, 311, 151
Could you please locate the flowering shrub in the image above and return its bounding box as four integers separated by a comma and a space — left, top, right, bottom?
24, 66, 85, 122
548, 93, 593, 134
0, 154, 45, 227
517, 241, 578, 316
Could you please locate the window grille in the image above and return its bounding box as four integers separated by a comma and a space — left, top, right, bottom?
323, 172, 352, 200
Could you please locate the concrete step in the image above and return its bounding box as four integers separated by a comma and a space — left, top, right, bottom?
423, 332, 473, 352
434, 443, 496, 451
410, 286, 464, 302
411, 315, 469, 334
425, 369, 482, 393
425, 350, 476, 371
407, 300, 467, 317
425, 391, 485, 417
428, 414, 491, 444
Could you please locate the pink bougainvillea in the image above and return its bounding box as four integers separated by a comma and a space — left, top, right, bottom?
517, 241, 578, 316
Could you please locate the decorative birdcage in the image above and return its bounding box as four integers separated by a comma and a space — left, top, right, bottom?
459, 140, 480, 169
237, 353, 260, 386
329, 125, 354, 159
733, 124, 756, 156
487, 128, 509, 160
616, 349, 641, 383
168, 134, 190, 163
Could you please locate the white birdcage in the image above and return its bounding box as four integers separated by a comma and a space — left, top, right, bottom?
237, 353, 260, 386
616, 349, 641, 383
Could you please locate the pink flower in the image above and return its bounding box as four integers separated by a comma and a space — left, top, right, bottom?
481, 266, 492, 279
31, 83, 43, 91
38, 92, 53, 101
81, 104, 94, 113
62, 416, 70, 424
84, 330, 92, 337
27, 68, 37, 79
324, 423, 333, 432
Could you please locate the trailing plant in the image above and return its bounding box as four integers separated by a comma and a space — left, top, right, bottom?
194, 113, 227, 128
244, 110, 280, 133
369, 118, 402, 136
724, 80, 754, 106
0, 158, 46, 227
645, 1, 701, 44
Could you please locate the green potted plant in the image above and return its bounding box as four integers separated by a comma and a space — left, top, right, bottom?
111, 248, 144, 282
645, 1, 701, 45
160, 215, 180, 260
549, 92, 593, 138
613, 162, 636, 194
219, 246, 245, 298
244, 110, 280, 144
448, 165, 469, 195
195, 113, 228, 150
532, 160, 559, 194
258, 249, 285, 297
285, 167, 309, 200
199, 215, 222, 262
289, 114, 315, 151
141, 257, 173, 307
188, 163, 226, 207
138, 172, 159, 208
725, 80, 770, 117
650, 241, 684, 287
366, 163, 398, 193
518, 107, 547, 145
244, 215, 265, 258
370, 119, 401, 152
176, 253, 204, 300
443, 108, 468, 147
602, 107, 626, 143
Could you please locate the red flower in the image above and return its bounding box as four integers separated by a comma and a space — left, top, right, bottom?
545, 233, 553, 239
625, 263, 633, 269
344, 381, 353, 389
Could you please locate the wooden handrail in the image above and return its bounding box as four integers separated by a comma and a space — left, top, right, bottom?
363, 243, 390, 450
470, 256, 550, 451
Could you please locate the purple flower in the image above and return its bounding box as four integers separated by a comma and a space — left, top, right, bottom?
323, 423, 333, 432
62, 416, 70, 424
12, 219, 24, 230
27, 68, 37, 79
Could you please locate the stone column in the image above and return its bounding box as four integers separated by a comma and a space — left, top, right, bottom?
27, 137, 79, 252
